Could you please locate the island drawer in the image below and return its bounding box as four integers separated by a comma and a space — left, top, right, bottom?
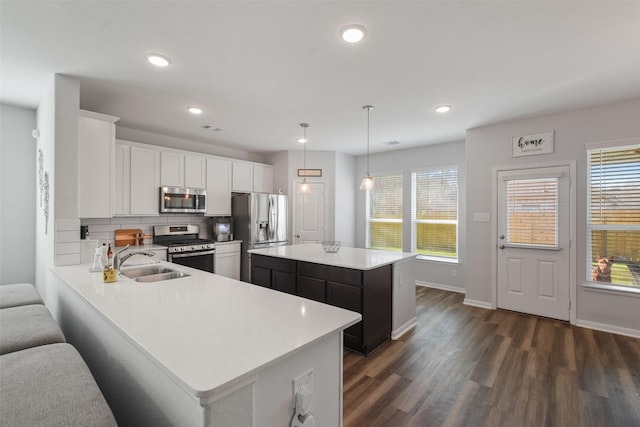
251, 255, 296, 273
297, 262, 362, 287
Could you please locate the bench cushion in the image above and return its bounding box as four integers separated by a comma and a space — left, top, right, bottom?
0, 283, 43, 309
0, 304, 65, 355
0, 343, 117, 426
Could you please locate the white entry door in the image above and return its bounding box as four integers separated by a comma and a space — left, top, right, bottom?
293, 181, 326, 244
497, 166, 571, 321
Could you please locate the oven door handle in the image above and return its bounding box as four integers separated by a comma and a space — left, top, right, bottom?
170, 250, 216, 259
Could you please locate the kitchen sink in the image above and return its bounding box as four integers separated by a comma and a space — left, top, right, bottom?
121, 265, 190, 282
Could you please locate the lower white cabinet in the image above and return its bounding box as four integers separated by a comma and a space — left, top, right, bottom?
215, 242, 241, 280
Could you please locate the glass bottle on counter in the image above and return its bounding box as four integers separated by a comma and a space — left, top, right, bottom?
107, 244, 113, 268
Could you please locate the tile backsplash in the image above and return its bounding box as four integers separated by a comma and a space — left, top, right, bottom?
80, 215, 212, 246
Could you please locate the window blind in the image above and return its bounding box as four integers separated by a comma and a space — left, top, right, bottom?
411, 168, 458, 259
366, 174, 402, 251
505, 178, 558, 247
587, 145, 640, 287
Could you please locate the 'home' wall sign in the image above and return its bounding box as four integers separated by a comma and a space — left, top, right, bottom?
512, 131, 554, 157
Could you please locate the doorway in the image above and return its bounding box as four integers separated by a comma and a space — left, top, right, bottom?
293, 181, 326, 244
496, 165, 573, 321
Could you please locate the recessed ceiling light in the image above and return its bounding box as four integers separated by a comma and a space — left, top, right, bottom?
187, 106, 203, 115
435, 105, 452, 113
341, 25, 367, 43
146, 53, 171, 67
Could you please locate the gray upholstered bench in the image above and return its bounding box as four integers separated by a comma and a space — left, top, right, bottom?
0, 283, 44, 308
0, 304, 66, 355
0, 343, 117, 426
0, 284, 117, 425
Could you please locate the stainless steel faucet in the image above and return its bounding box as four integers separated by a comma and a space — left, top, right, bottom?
113, 245, 157, 270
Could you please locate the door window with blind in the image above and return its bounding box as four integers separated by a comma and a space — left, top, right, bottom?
504, 177, 559, 249
365, 173, 402, 251
587, 144, 640, 288
411, 167, 458, 261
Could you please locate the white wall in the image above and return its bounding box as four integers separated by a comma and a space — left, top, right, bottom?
334, 152, 356, 247
0, 104, 36, 284
466, 98, 640, 333
355, 141, 466, 291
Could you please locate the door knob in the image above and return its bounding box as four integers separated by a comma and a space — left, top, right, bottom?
499, 235, 505, 239
296, 234, 300, 238
499, 245, 505, 249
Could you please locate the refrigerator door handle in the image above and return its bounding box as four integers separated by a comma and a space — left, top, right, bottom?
267, 195, 273, 241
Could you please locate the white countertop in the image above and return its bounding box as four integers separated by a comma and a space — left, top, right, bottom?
248, 244, 416, 270
52, 263, 361, 399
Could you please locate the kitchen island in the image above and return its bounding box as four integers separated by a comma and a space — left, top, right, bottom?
49, 261, 361, 427
248, 244, 417, 355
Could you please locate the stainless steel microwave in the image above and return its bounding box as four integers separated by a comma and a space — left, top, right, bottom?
159, 187, 207, 214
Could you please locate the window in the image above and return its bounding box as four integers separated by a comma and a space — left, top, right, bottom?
411, 167, 458, 260
505, 177, 558, 248
366, 173, 402, 251
587, 144, 640, 288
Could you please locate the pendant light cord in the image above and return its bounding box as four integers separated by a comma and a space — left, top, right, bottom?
366, 106, 370, 174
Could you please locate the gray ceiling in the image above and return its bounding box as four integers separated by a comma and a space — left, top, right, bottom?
2, 1, 639, 156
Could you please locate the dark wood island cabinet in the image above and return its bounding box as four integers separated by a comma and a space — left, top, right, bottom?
251, 253, 392, 354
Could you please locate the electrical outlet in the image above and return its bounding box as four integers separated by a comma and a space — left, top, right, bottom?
451, 269, 458, 278
293, 370, 314, 396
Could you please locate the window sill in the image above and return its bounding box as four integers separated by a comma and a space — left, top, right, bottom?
582, 282, 640, 298
416, 255, 460, 265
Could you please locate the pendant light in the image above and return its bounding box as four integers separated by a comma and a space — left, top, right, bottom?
298, 123, 310, 193
360, 105, 375, 190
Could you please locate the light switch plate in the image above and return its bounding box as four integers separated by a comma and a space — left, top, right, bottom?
473, 212, 491, 222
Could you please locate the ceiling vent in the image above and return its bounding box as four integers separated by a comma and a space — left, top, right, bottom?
201, 125, 223, 132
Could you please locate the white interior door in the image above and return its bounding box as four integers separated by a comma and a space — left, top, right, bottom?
293, 181, 326, 244
497, 166, 571, 321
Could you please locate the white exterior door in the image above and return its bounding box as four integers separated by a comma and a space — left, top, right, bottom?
293, 181, 326, 244
497, 166, 571, 321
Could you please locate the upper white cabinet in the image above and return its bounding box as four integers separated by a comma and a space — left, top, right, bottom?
232, 162, 253, 192
160, 151, 184, 187
206, 157, 232, 216
185, 155, 206, 188
130, 145, 160, 215
114, 140, 160, 216
253, 164, 274, 193
232, 161, 273, 193
161, 150, 207, 189
78, 110, 119, 218
113, 142, 131, 216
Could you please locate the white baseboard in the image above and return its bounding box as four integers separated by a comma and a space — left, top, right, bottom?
391, 317, 417, 340
575, 319, 640, 339
463, 298, 493, 310
416, 280, 465, 294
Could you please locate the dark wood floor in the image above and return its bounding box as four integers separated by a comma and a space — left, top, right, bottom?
343, 286, 640, 427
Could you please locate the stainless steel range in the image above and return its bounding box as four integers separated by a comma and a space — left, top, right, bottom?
153, 224, 215, 273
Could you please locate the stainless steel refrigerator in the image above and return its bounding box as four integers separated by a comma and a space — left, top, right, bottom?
232, 193, 288, 282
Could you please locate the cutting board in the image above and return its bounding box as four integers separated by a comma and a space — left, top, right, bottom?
115, 228, 143, 247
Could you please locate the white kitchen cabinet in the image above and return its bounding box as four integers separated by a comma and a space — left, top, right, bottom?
113, 142, 131, 216
253, 164, 273, 193
215, 241, 241, 280
185, 155, 206, 189
160, 151, 184, 187
78, 110, 119, 218
206, 157, 232, 216
232, 161, 253, 192
130, 145, 160, 215
232, 161, 273, 193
